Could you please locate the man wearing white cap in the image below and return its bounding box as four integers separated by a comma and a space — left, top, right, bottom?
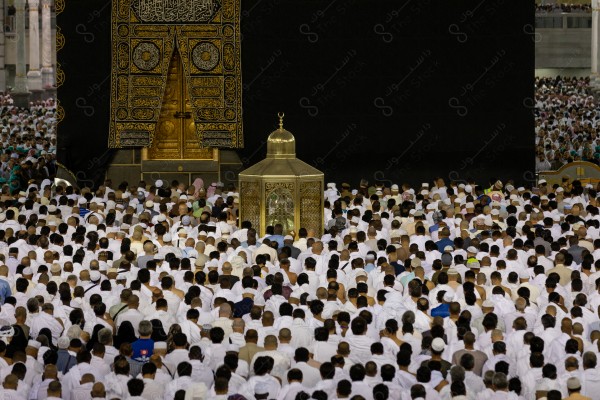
83, 270, 103, 300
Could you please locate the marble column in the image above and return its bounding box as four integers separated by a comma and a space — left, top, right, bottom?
40, 0, 53, 89
0, 0, 6, 92
594, 1, 599, 70
26, 0, 42, 97
13, 0, 30, 107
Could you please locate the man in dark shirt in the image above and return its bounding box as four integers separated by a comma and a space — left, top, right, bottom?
436, 228, 454, 253
131, 320, 154, 362
430, 291, 452, 318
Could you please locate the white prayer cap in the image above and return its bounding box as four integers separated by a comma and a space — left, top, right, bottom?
22, 267, 33, 275
391, 184, 399, 191
538, 179, 547, 184
491, 209, 500, 215
442, 290, 454, 302
351, 189, 358, 195
465, 202, 474, 208
154, 341, 167, 350
156, 179, 164, 188
198, 231, 208, 236
482, 300, 494, 308
157, 214, 166, 222
90, 270, 101, 282
284, 235, 294, 241
78, 197, 87, 205
327, 182, 335, 188
28, 340, 41, 349
355, 269, 368, 278
47, 205, 57, 213
518, 270, 530, 279
145, 200, 154, 208
431, 338, 445, 352
422, 183, 429, 187
556, 187, 564, 193
567, 377, 582, 390
464, 185, 472, 193
163, 233, 172, 242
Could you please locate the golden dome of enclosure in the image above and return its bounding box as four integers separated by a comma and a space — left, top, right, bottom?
239, 113, 324, 236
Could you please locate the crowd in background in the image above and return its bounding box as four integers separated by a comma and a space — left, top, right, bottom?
0, 94, 57, 191
536, 3, 592, 13
535, 76, 600, 171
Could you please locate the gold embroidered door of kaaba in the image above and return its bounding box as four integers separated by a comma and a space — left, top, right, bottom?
108, 0, 243, 151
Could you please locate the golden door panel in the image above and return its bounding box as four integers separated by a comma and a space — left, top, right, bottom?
147, 49, 213, 160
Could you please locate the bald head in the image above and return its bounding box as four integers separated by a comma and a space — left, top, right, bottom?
279, 328, 291, 342
127, 295, 140, 308
91, 382, 106, 398
3, 374, 18, 390
47, 380, 61, 397
44, 365, 58, 380
338, 341, 350, 356
264, 335, 278, 349
219, 303, 232, 318
80, 373, 95, 385
515, 297, 527, 312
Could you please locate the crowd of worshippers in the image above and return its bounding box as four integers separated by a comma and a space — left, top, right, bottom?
535, 76, 600, 172
535, 3, 591, 13
0, 95, 57, 191
0, 176, 600, 399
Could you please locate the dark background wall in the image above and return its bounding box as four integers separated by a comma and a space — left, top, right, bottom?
58, 0, 534, 188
